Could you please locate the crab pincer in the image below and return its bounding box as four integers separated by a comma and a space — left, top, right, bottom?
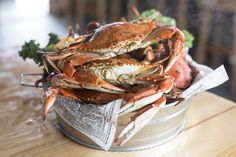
48, 72, 124, 93
43, 86, 59, 120
42, 70, 125, 120
119, 87, 163, 116
119, 76, 174, 116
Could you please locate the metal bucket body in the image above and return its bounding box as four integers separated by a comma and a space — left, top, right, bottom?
56, 98, 191, 151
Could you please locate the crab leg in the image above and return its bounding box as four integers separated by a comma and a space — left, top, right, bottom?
42, 50, 76, 73
143, 27, 185, 73
119, 77, 173, 116
49, 72, 125, 93
142, 46, 156, 64
62, 52, 100, 77
164, 28, 185, 73
36, 51, 76, 87
116, 96, 166, 146
43, 87, 59, 120
119, 87, 163, 116
43, 86, 86, 120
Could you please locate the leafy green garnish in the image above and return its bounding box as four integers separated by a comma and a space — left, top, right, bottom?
182, 29, 194, 49
135, 9, 194, 48
157, 16, 176, 27
19, 33, 60, 66
135, 9, 160, 20
18, 40, 43, 66
135, 9, 176, 27
47, 33, 60, 46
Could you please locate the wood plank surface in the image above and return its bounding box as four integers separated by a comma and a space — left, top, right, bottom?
0, 50, 235, 157
2, 92, 235, 157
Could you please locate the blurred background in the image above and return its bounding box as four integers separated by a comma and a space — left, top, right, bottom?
0, 0, 235, 101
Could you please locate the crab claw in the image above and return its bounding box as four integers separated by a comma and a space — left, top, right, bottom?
43, 87, 59, 120
159, 77, 174, 93
119, 87, 163, 116
164, 28, 185, 73
74, 70, 125, 93
50, 72, 124, 93
116, 96, 166, 146
143, 26, 185, 74
119, 77, 173, 116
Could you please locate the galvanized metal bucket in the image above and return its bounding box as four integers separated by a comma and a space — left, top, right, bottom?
56, 98, 191, 151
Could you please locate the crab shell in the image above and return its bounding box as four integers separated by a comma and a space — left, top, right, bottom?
69, 21, 156, 56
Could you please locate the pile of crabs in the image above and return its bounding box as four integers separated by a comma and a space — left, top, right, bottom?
41, 17, 194, 145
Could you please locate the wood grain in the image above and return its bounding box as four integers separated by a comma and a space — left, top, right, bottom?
0, 92, 235, 157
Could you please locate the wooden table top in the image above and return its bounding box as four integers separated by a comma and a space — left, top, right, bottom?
0, 50, 236, 157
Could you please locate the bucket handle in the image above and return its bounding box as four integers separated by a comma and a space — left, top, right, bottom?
21, 73, 43, 88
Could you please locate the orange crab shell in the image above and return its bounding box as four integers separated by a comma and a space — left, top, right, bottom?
69, 21, 156, 52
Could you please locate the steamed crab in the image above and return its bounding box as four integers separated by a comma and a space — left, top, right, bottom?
44, 58, 170, 116
42, 19, 184, 78
43, 58, 179, 145
42, 19, 186, 145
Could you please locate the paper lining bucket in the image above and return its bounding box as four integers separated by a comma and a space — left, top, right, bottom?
56, 98, 191, 151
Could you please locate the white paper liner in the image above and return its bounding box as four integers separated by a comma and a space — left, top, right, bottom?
181, 55, 229, 99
